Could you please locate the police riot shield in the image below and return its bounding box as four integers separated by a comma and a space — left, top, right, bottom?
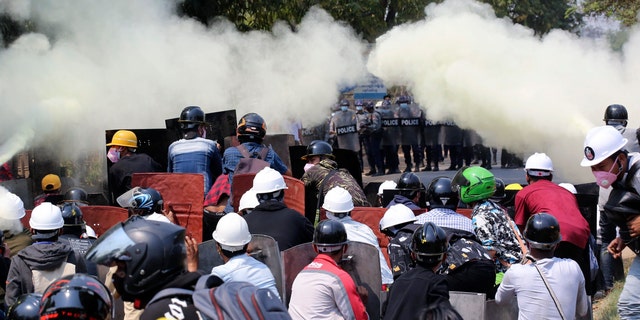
332, 110, 360, 152
422, 118, 442, 146
197, 239, 225, 273
165, 109, 237, 150
248, 234, 285, 300
379, 106, 400, 146
398, 104, 423, 145
440, 121, 463, 145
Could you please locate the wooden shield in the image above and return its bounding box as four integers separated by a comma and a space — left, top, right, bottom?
231, 174, 305, 215
132, 172, 204, 242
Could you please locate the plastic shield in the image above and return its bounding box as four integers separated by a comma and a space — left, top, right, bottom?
197, 239, 225, 273
248, 234, 285, 300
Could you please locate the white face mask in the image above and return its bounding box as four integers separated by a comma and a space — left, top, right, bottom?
304, 163, 315, 172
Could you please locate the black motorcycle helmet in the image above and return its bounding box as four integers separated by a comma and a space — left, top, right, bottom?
129, 187, 164, 216
178, 106, 205, 130
40, 274, 113, 320
60, 202, 84, 226
301, 140, 335, 161
490, 178, 506, 201
411, 222, 449, 267
603, 104, 628, 126
313, 219, 348, 253
63, 187, 88, 206
237, 113, 267, 143
397, 172, 425, 198
86, 216, 186, 298
426, 177, 459, 210
6, 293, 41, 320
524, 213, 562, 250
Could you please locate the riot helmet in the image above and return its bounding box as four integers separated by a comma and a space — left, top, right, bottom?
61, 202, 84, 227
63, 187, 89, 206
426, 177, 459, 210
118, 187, 164, 216
6, 293, 41, 320
396, 95, 411, 105
490, 178, 506, 201
524, 213, 562, 250
301, 140, 334, 161
411, 222, 449, 267
396, 172, 425, 198
178, 106, 205, 130
86, 216, 186, 298
451, 166, 496, 204
237, 113, 267, 143
313, 219, 348, 253
40, 274, 113, 320
603, 104, 628, 127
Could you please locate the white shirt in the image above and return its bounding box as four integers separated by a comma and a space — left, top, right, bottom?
329, 215, 394, 284
211, 254, 281, 300
495, 257, 588, 320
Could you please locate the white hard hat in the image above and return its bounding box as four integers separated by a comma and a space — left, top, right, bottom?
30, 202, 64, 230
212, 212, 252, 251
581, 125, 628, 167
380, 204, 417, 231
378, 180, 397, 196
84, 225, 97, 239
322, 186, 354, 214
558, 183, 577, 194
252, 167, 288, 194
0, 188, 26, 220
239, 189, 259, 212
524, 152, 554, 177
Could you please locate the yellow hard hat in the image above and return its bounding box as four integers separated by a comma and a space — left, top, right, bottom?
106, 130, 138, 148
41, 174, 61, 191
505, 183, 523, 191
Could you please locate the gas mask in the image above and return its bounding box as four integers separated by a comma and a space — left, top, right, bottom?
107, 147, 121, 163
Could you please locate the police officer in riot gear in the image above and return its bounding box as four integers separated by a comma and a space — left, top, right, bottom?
379, 98, 401, 174
329, 100, 361, 169
396, 95, 423, 173
361, 101, 384, 176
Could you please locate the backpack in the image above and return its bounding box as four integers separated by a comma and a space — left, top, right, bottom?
193, 281, 291, 320
234, 144, 271, 175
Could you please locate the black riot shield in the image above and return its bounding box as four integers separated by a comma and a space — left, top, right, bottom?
248, 234, 285, 300
165, 109, 237, 151
197, 239, 225, 274
398, 104, 423, 146
333, 148, 363, 189
289, 145, 308, 180
281, 242, 382, 319
379, 107, 400, 146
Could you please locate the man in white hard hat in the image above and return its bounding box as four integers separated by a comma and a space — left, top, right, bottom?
376, 180, 397, 207
0, 187, 32, 256
581, 125, 640, 318
515, 152, 592, 294
211, 212, 280, 299
379, 204, 419, 279
243, 167, 313, 251
5, 202, 87, 306
322, 186, 393, 285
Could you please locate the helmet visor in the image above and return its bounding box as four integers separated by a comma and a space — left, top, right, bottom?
85, 222, 136, 265
605, 120, 626, 127
450, 166, 471, 193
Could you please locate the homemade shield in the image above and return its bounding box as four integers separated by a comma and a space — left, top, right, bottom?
248, 234, 285, 300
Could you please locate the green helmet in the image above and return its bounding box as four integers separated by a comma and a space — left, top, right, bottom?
451, 166, 496, 204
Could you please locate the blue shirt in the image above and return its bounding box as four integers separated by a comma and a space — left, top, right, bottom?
211, 254, 281, 300
167, 137, 222, 194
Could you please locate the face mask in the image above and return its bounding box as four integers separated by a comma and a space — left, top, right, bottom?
356, 106, 363, 111
400, 103, 408, 108
107, 147, 120, 163
341, 106, 348, 112
200, 127, 207, 139
304, 163, 315, 172
593, 157, 620, 189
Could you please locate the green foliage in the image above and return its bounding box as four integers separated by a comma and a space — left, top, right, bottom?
582, 0, 640, 27
481, 0, 581, 35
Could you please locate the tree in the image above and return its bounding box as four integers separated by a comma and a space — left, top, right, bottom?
582, 0, 640, 27
481, 0, 581, 35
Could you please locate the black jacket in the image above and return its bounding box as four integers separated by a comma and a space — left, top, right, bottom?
383, 267, 449, 320
244, 201, 314, 251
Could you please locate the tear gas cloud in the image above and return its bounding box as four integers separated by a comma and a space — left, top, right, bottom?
368, 0, 640, 183
0, 0, 367, 164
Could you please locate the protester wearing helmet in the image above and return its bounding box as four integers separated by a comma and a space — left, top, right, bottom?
86, 216, 203, 318
243, 168, 313, 251
62, 187, 89, 206
238, 188, 259, 215
40, 274, 113, 320
6, 292, 40, 320
168, 106, 223, 196
57, 202, 98, 276
581, 125, 640, 317
516, 152, 592, 293
289, 219, 368, 320
116, 186, 171, 223
376, 180, 397, 207
33, 174, 62, 207
0, 187, 32, 257
451, 167, 522, 276
322, 187, 393, 285
5, 202, 87, 307
210, 212, 280, 299
302, 140, 370, 222
379, 204, 419, 279
106, 130, 163, 204
496, 213, 589, 319
416, 177, 495, 297
386, 172, 425, 209
382, 222, 450, 320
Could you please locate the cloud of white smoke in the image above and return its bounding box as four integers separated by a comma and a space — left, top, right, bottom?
368, 0, 640, 183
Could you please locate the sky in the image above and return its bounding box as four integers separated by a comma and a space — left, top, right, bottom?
1, 0, 639, 183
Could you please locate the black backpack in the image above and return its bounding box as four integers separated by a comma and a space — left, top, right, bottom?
193, 281, 291, 320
